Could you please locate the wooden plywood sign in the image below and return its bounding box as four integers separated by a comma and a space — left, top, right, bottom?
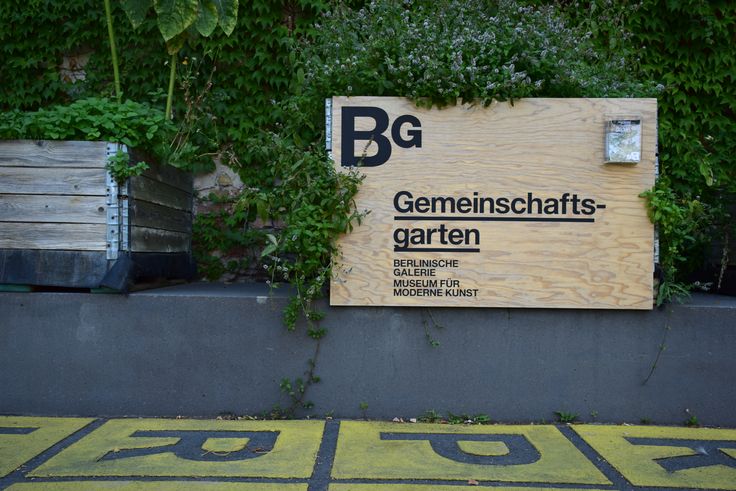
328, 97, 656, 309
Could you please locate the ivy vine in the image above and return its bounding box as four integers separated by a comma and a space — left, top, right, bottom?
558, 0, 736, 301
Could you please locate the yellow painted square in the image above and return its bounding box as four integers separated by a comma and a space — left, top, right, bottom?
30, 419, 324, 478
331, 422, 609, 485
573, 425, 736, 489
201, 437, 250, 453
7, 483, 307, 491
329, 485, 610, 491
457, 440, 509, 456
0, 416, 94, 477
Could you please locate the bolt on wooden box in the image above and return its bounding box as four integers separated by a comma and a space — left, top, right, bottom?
0, 140, 195, 290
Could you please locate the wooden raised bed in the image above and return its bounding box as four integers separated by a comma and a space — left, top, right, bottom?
0, 140, 195, 290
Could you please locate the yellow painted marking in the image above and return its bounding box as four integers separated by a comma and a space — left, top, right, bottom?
7, 483, 306, 490
0, 416, 93, 477
30, 419, 323, 478
457, 440, 510, 456
329, 485, 610, 491
573, 425, 736, 489
201, 437, 249, 453
723, 448, 736, 459
332, 422, 610, 485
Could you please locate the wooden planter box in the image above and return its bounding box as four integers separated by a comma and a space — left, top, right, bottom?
0, 140, 195, 290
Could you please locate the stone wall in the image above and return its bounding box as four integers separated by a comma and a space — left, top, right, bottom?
1, 284, 734, 425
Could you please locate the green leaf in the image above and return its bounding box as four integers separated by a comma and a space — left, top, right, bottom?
698, 160, 714, 186
166, 31, 187, 55
256, 200, 268, 221
211, 0, 238, 36
261, 243, 277, 257
153, 0, 199, 41
194, 0, 218, 37
121, 0, 153, 29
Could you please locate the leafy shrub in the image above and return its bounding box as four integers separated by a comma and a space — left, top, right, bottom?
0, 97, 180, 182
236, 132, 365, 333
0, 97, 173, 149
301, 0, 655, 109
631, 0, 736, 297
192, 192, 268, 282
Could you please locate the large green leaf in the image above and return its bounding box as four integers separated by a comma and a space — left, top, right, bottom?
153, 0, 199, 41
211, 0, 238, 36
165, 31, 187, 55
194, 0, 218, 37
120, 0, 153, 29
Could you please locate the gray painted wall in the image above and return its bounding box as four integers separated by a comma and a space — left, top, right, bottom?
1, 284, 734, 425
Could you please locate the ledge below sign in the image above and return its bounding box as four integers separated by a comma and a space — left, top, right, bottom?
329, 97, 656, 310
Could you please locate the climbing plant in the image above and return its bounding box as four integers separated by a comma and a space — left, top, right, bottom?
632, 0, 735, 299
0, 0, 104, 109
120, 0, 240, 118
555, 0, 736, 301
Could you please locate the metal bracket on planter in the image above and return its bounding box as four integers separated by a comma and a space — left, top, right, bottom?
325, 98, 333, 154
121, 196, 129, 252
105, 169, 119, 260
654, 125, 660, 267
105, 143, 130, 260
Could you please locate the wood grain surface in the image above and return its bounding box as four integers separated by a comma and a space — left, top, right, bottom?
329, 97, 656, 309
0, 141, 109, 251
128, 175, 192, 211
129, 199, 192, 233
0, 167, 106, 195
130, 226, 190, 252
137, 157, 193, 192
0, 195, 107, 224
0, 223, 106, 250
127, 161, 193, 252
0, 140, 107, 168
0, 141, 194, 254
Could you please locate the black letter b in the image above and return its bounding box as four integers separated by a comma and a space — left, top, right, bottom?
341, 107, 392, 167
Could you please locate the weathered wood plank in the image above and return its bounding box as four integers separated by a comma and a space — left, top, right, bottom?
0, 195, 107, 224
0, 167, 106, 195
127, 150, 193, 192
142, 163, 193, 193
129, 199, 192, 233
330, 97, 656, 309
128, 175, 192, 211
0, 223, 106, 250
130, 226, 190, 252
0, 140, 107, 168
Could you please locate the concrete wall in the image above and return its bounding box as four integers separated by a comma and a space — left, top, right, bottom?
1, 283, 734, 425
